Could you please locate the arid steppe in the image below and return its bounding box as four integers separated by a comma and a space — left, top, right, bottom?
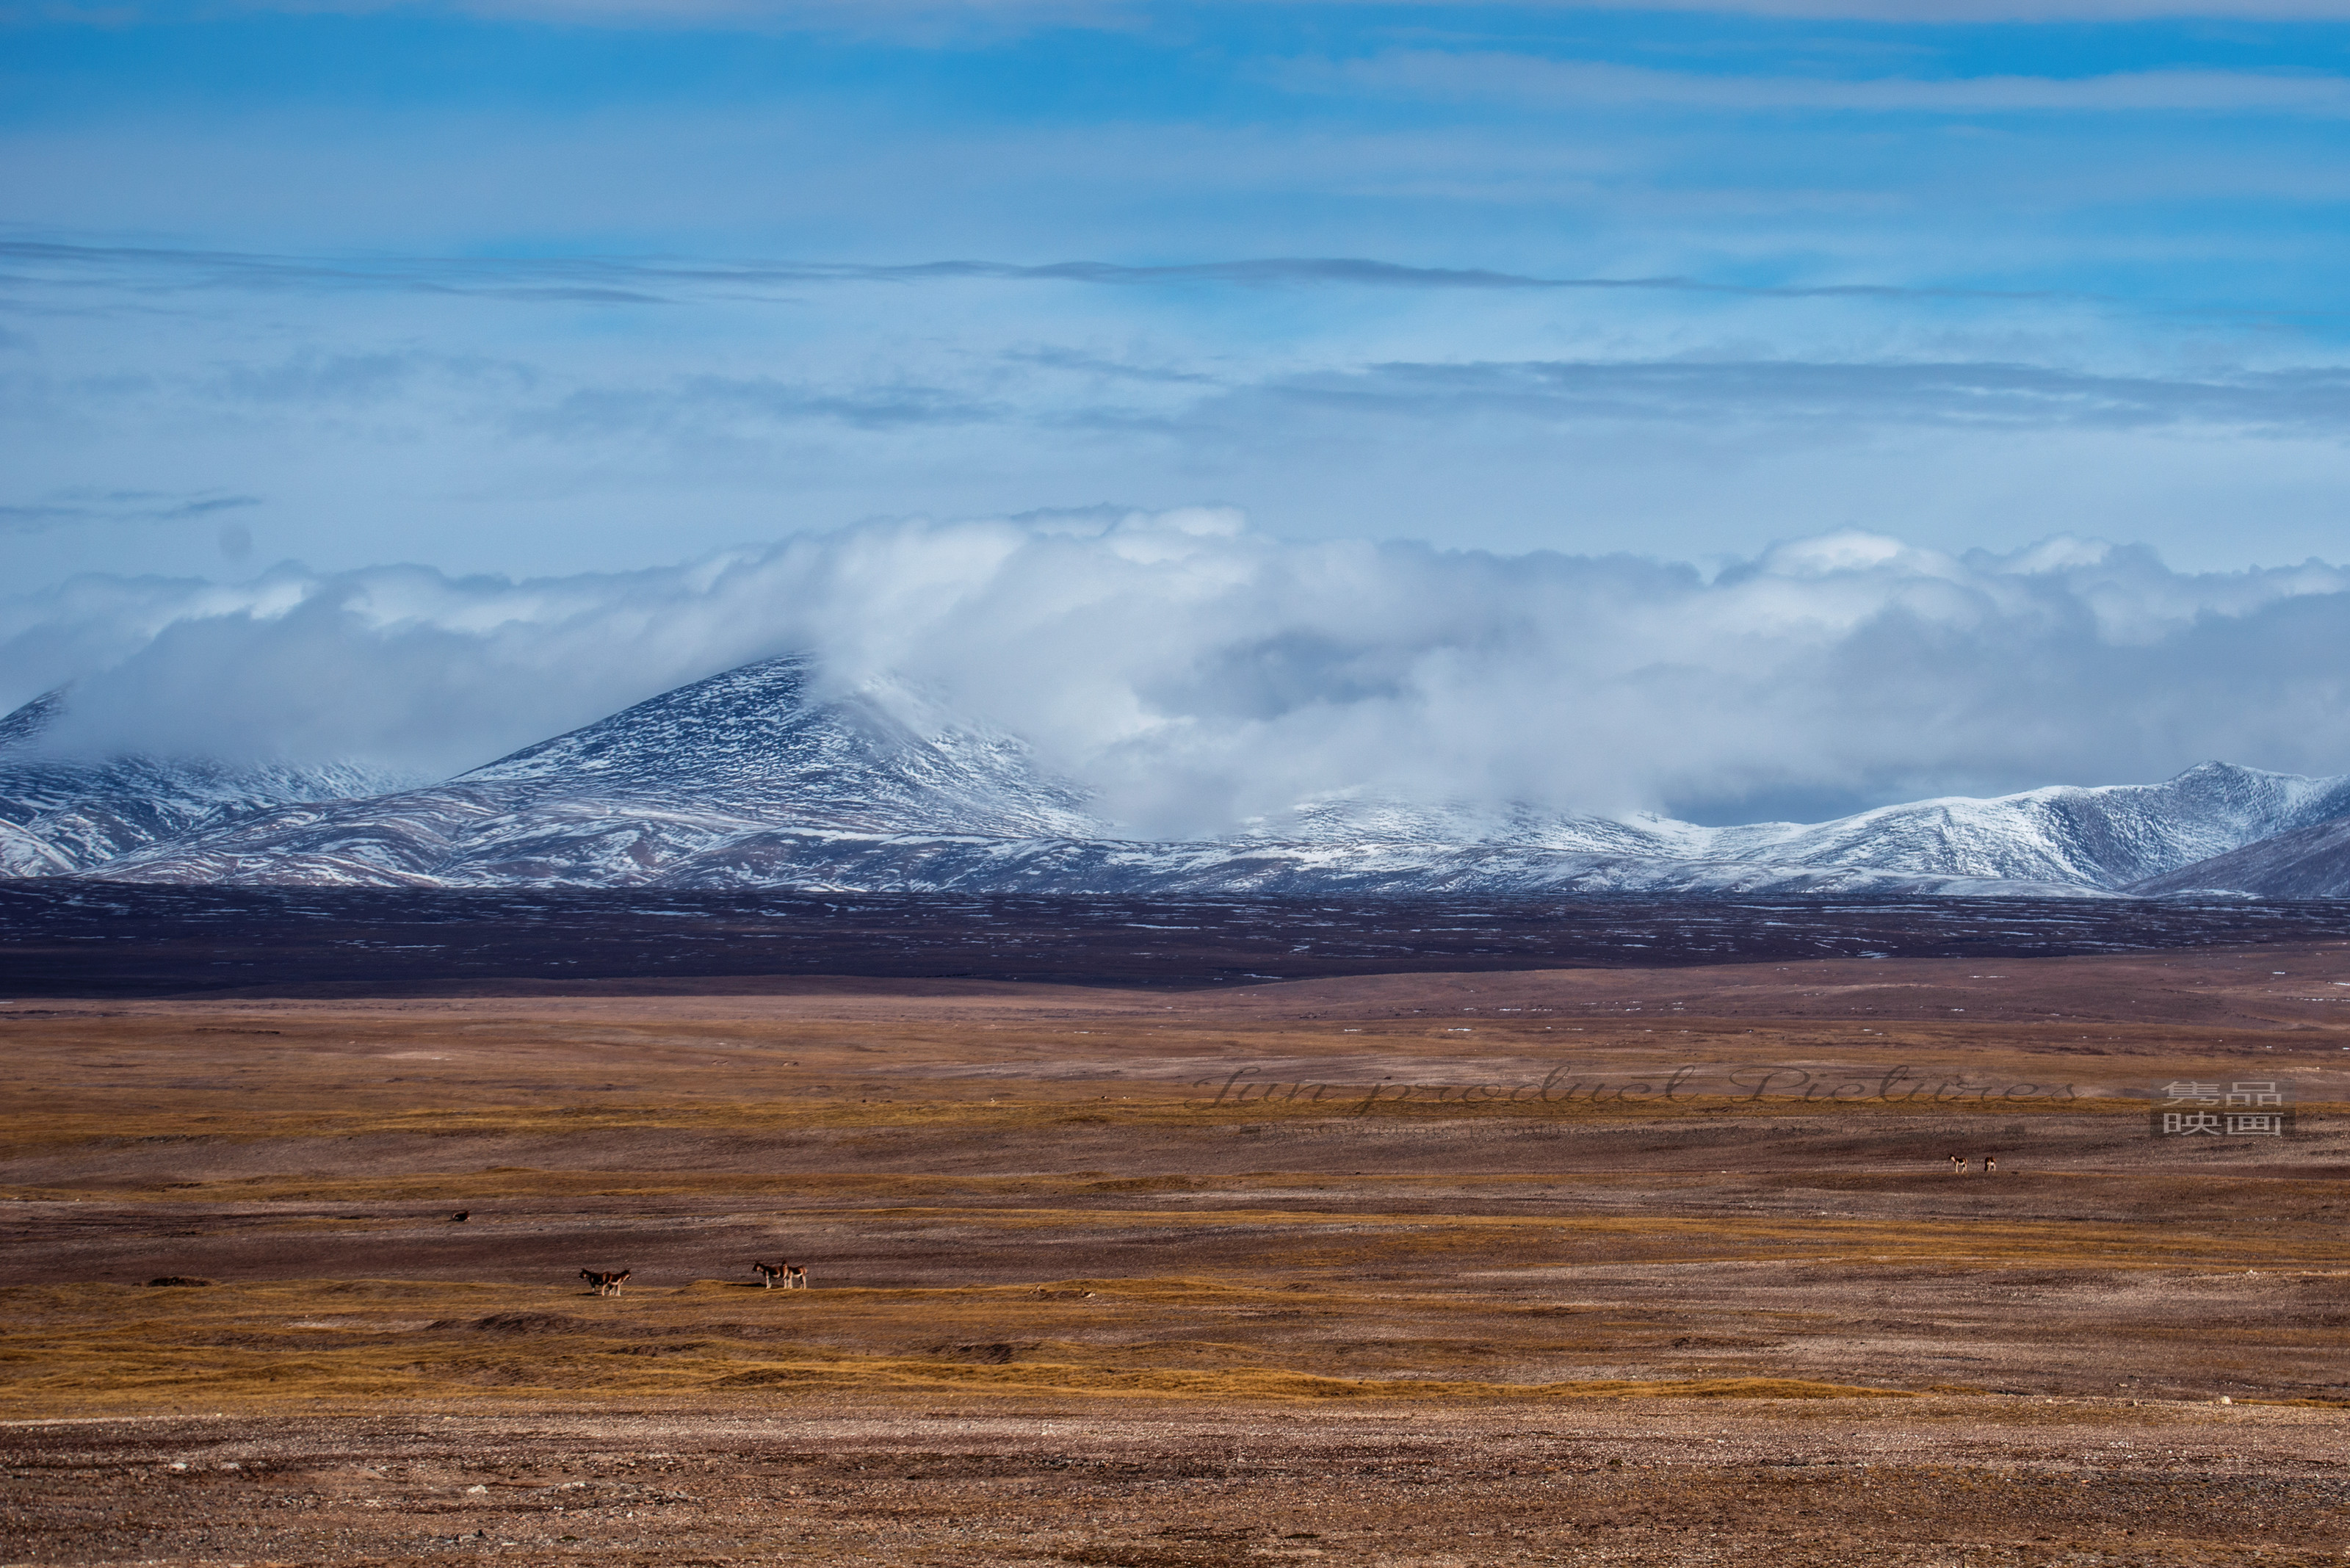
4, 940, 2347, 1564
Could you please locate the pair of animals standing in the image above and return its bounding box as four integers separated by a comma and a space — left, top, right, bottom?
575, 1261, 808, 1296
1948, 1155, 1999, 1174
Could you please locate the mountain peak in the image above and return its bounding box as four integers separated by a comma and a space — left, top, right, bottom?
0, 688, 67, 754
2171, 759, 2272, 782
454, 652, 1105, 840
460, 655, 823, 790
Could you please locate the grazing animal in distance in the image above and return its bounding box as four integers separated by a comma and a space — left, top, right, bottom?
1949, 1155, 1969, 1174
1984, 1156, 1997, 1175
751, 1260, 789, 1288
579, 1268, 632, 1297
785, 1264, 809, 1289
450, 1210, 469, 1222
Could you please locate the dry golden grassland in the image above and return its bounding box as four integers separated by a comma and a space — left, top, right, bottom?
3, 946, 2348, 1564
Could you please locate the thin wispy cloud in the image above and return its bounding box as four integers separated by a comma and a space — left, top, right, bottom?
519, 375, 1008, 437
916, 259, 2077, 303
31, 1, 2350, 24
0, 489, 261, 535
0, 240, 2078, 308
1247, 358, 2350, 436
1400, 0, 2350, 18
1503, 1, 2350, 18
5, 0, 1132, 33
275, 348, 2350, 449
1002, 347, 1226, 387
408, 349, 2350, 444
1304, 54, 2350, 117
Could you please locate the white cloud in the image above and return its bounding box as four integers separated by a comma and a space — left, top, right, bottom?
10, 510, 2350, 833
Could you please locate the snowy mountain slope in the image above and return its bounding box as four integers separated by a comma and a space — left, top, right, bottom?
89, 656, 1115, 886
634, 826, 2094, 898
0, 689, 408, 876
1239, 795, 1674, 859
457, 655, 1104, 837
46, 652, 2350, 896
2128, 815, 2350, 897
0, 689, 65, 752
1692, 763, 2350, 887
1243, 762, 2350, 892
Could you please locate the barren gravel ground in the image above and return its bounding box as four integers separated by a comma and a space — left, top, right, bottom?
6, 1398, 2348, 1567
3, 942, 2346, 1564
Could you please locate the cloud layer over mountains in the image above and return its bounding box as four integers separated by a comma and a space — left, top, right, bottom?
8, 510, 2350, 834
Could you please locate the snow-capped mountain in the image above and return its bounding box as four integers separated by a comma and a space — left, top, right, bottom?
82, 656, 1111, 888
1622, 762, 2350, 889
1190, 762, 2350, 896
17, 653, 2350, 896
0, 688, 408, 877
458, 656, 1101, 836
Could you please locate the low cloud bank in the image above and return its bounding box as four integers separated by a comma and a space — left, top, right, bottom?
7, 509, 2349, 834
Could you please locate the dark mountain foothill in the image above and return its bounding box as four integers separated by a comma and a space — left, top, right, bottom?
12, 880, 2350, 997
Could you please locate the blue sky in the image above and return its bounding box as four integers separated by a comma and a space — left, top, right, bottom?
9, 0, 2350, 580
10, 1, 2350, 819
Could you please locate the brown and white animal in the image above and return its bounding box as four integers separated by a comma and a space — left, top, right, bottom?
1949, 1155, 1969, 1174
1983, 1155, 1997, 1175
579, 1268, 632, 1297
785, 1264, 809, 1289
751, 1260, 790, 1288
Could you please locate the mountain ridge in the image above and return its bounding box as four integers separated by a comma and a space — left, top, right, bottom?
11, 656, 2350, 897
0, 688, 413, 878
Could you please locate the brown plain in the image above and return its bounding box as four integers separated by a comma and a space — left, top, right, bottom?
4, 943, 2348, 1565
